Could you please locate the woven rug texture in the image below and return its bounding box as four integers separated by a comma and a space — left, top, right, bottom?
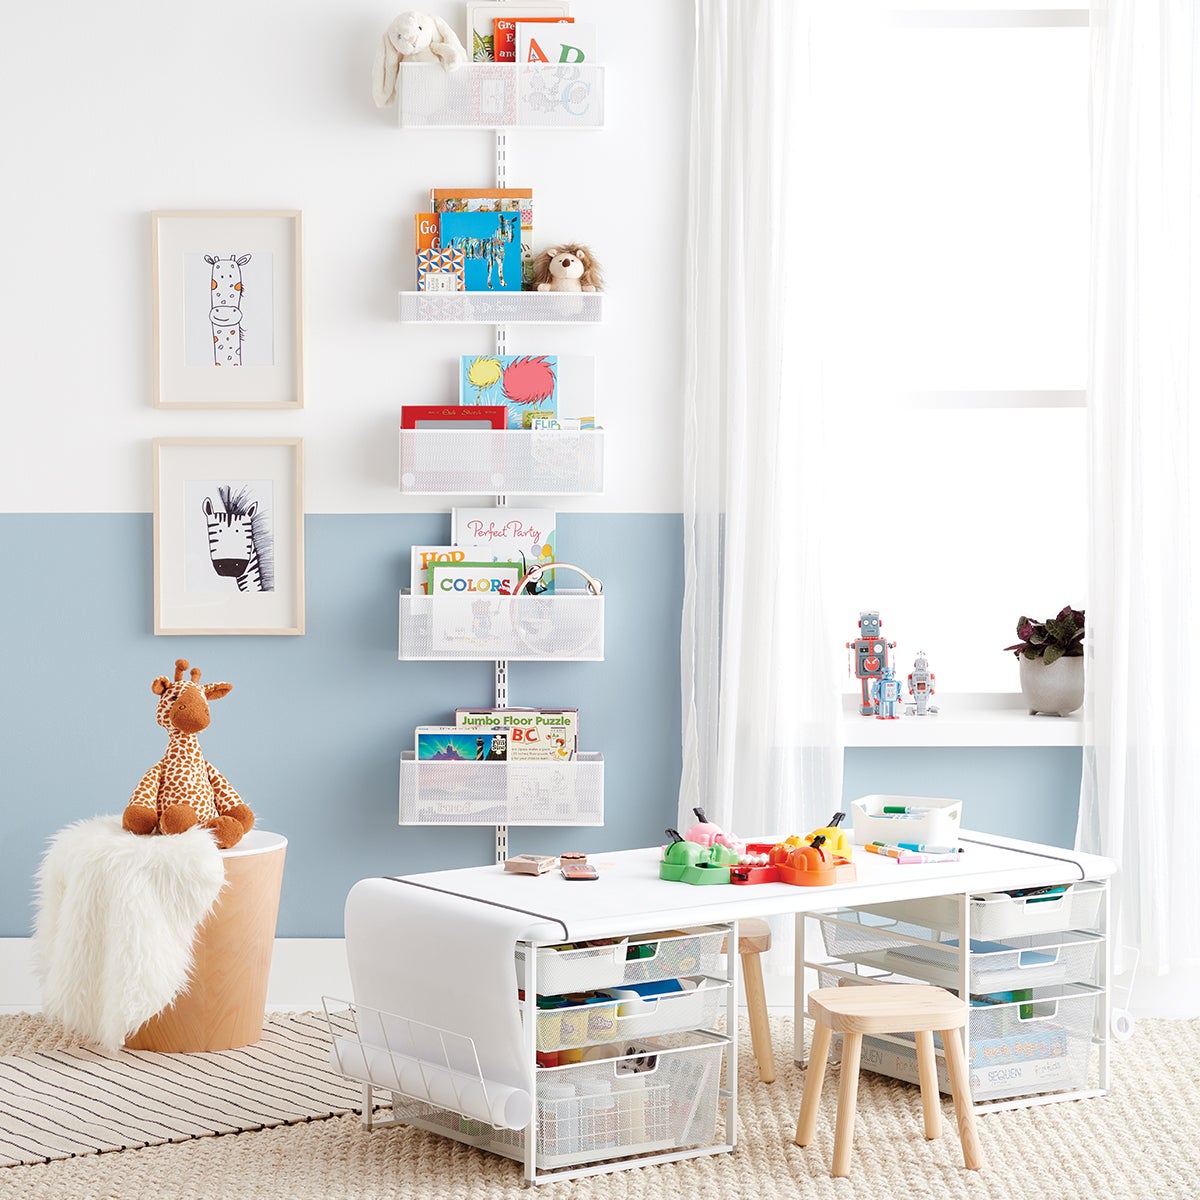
0, 1012, 1197, 1200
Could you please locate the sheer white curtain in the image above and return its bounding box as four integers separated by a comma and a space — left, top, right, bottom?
679, 0, 843, 841
1081, 0, 1200, 980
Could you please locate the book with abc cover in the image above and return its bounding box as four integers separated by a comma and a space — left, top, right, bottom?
456, 707, 578, 760
415, 725, 509, 761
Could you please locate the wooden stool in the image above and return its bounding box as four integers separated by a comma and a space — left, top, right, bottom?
794, 984, 983, 1177
725, 918, 776, 1084
125, 831, 287, 1053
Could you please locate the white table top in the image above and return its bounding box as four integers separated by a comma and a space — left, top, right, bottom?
395, 830, 1116, 944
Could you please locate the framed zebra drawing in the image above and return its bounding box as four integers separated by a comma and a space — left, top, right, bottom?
151, 211, 304, 409
153, 438, 305, 635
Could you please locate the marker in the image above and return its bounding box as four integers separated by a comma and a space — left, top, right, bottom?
882, 805, 931, 815
895, 851, 963, 865
864, 842, 903, 858
897, 842, 963, 854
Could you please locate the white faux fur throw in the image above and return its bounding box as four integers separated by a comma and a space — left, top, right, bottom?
32, 815, 225, 1052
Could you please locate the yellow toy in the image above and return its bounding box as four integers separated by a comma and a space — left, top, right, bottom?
804, 811, 852, 860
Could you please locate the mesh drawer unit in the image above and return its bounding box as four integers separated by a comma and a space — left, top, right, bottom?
814, 966, 1103, 1106
515, 927, 727, 995
817, 910, 1102, 993
389, 1032, 725, 1171
859, 984, 1101, 1104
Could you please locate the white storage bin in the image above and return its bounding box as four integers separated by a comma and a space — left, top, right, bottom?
389, 1032, 725, 1169
529, 979, 728, 1052
399, 428, 605, 496
517, 927, 728, 997
621, 928, 727, 985
399, 590, 604, 661
394, 62, 605, 130
399, 753, 604, 827
850, 793, 962, 848
851, 880, 1106, 940
516, 940, 628, 995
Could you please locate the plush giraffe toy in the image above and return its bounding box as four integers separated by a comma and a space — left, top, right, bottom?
122, 659, 254, 850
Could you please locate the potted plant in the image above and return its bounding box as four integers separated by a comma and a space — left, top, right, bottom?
1004, 606, 1085, 716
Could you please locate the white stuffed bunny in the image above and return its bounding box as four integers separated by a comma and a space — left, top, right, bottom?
373, 12, 468, 107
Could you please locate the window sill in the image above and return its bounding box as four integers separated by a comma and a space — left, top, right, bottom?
842, 693, 1083, 748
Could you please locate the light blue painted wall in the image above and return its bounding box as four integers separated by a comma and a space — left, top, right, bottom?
0, 513, 684, 937
0, 513, 1086, 938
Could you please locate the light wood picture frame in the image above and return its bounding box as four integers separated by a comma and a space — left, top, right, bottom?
152, 210, 304, 409
153, 438, 305, 636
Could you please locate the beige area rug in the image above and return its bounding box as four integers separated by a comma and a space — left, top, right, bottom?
0, 1012, 1197, 1200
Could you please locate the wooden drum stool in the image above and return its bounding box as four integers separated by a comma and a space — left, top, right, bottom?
125, 831, 287, 1053
794, 984, 983, 1178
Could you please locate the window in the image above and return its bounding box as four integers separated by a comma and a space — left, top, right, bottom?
806, 4, 1089, 697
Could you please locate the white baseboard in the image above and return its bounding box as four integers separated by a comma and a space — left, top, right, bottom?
0, 937, 353, 1014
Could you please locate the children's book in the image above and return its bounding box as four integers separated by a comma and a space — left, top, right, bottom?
437, 210, 523, 293
410, 546, 468, 596
465, 2, 571, 62
516, 20, 595, 65
416, 247, 465, 292
428, 559, 523, 597
400, 404, 506, 430
432, 188, 534, 287
416, 725, 510, 761
427, 560, 524, 646
414, 212, 440, 253
456, 707, 578, 760
495, 16, 573, 63
460, 354, 558, 429
451, 507, 556, 593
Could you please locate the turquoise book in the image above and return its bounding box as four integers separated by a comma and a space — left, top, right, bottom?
460, 354, 558, 428
437, 210, 523, 292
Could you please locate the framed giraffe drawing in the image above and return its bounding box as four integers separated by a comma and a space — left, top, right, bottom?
151, 211, 304, 408
153, 438, 305, 635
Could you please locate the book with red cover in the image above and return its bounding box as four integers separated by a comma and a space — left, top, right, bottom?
401, 405, 506, 430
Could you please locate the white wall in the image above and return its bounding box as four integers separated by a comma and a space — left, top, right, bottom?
0, 0, 689, 515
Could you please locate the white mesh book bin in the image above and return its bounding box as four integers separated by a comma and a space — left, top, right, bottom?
398, 429, 604, 495
398, 291, 603, 324
398, 590, 604, 661
399, 753, 604, 826
395, 63, 605, 129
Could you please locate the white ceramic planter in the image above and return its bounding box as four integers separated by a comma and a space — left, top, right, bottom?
1019, 655, 1084, 717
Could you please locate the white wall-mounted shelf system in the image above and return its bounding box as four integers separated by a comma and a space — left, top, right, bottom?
395, 58, 607, 853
